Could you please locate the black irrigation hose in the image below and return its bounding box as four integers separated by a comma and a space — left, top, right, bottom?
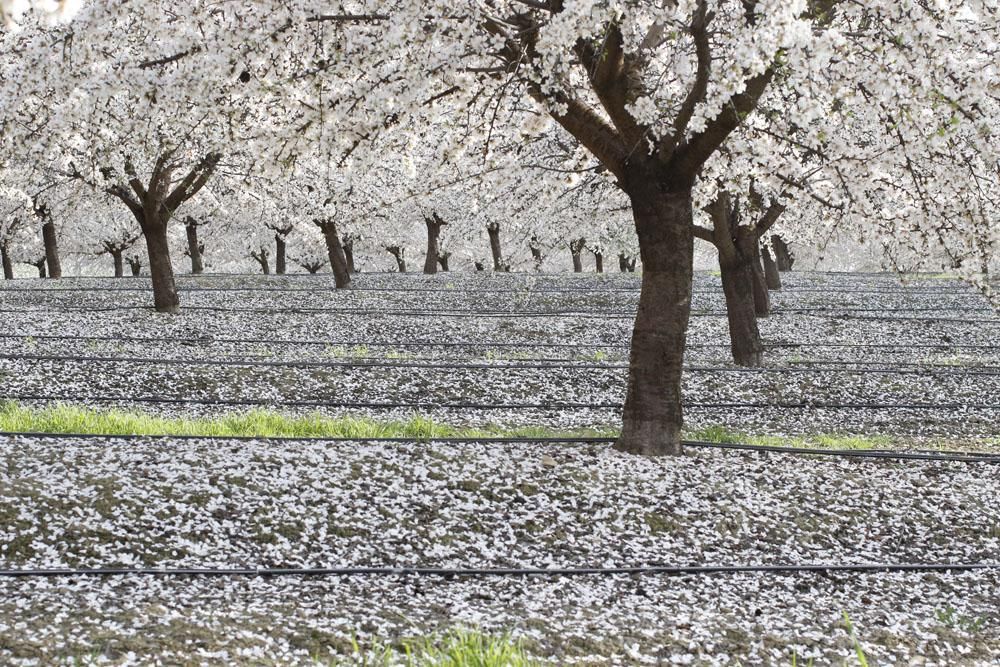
6, 395, 1000, 412
5, 352, 1000, 376
3, 431, 997, 463
4, 332, 1000, 351
0, 562, 994, 579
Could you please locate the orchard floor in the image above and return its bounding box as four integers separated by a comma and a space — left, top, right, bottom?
1, 270, 999, 665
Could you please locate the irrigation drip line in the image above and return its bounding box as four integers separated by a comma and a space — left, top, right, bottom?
2, 332, 1000, 352
0, 285, 983, 296
7, 395, 1000, 412
0, 562, 994, 579
6, 352, 1000, 376
3, 431, 997, 463
6, 305, 1000, 324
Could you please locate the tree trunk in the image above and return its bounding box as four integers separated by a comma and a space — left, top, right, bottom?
318, 221, 352, 288
128, 257, 142, 276
186, 223, 204, 274
437, 252, 451, 272
771, 234, 794, 271
718, 251, 764, 367
529, 237, 543, 272
487, 223, 505, 271
275, 234, 287, 275
143, 220, 180, 313
594, 251, 604, 273
423, 216, 445, 275
616, 187, 693, 457
1, 244, 13, 279
474, 261, 485, 271
343, 237, 357, 273
252, 248, 270, 275
111, 249, 124, 278
42, 222, 61, 279
387, 246, 406, 273
618, 253, 629, 273
570, 238, 586, 273
33, 259, 46, 278
761, 242, 781, 290
745, 236, 770, 317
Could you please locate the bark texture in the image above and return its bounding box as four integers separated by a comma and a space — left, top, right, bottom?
275, 236, 287, 275
111, 249, 124, 278
615, 182, 693, 457
41, 222, 62, 279
1, 244, 13, 279
186, 221, 205, 274
570, 237, 586, 273
316, 220, 352, 288
762, 243, 782, 289
144, 222, 180, 313
423, 214, 446, 275
772, 234, 794, 271
487, 223, 509, 271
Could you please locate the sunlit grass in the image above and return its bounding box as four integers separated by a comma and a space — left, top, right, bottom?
339, 628, 539, 666
0, 401, 614, 440
689, 425, 893, 451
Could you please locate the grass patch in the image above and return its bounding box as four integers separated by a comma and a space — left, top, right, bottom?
338, 628, 538, 666
689, 425, 892, 451
0, 401, 614, 440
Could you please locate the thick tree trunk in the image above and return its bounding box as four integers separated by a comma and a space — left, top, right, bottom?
594, 251, 604, 273
761, 242, 781, 290
719, 252, 764, 367
274, 235, 287, 275
143, 220, 180, 313
423, 217, 444, 275
42, 222, 61, 279
387, 246, 406, 273
111, 249, 124, 278
318, 222, 352, 288
1, 244, 13, 279
771, 234, 794, 271
437, 252, 451, 272
342, 237, 357, 273
128, 257, 142, 276
745, 237, 770, 317
487, 223, 505, 271
570, 238, 586, 273
616, 187, 693, 457
186, 223, 204, 274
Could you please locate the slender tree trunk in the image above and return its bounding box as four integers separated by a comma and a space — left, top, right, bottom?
437, 252, 451, 272
487, 223, 505, 271
143, 219, 180, 313
1, 244, 13, 279
318, 221, 352, 288
42, 222, 61, 279
343, 237, 357, 273
744, 236, 770, 316
474, 261, 485, 271
594, 251, 604, 273
111, 249, 124, 278
423, 217, 444, 275
618, 253, 629, 273
771, 234, 794, 271
128, 257, 142, 276
570, 238, 586, 273
34, 259, 47, 278
186, 223, 204, 274
616, 187, 693, 456
761, 242, 781, 290
718, 251, 764, 366
387, 246, 407, 273
529, 237, 543, 272
275, 235, 287, 275
252, 249, 270, 275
